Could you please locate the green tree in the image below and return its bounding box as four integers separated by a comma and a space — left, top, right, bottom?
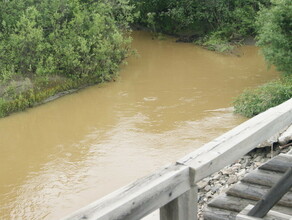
234, 0, 292, 117
256, 0, 292, 75
131, 0, 270, 39
0, 0, 133, 80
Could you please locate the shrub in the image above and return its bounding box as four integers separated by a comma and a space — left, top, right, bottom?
256, 0, 292, 75
234, 75, 292, 117
0, 0, 133, 80
234, 0, 292, 118
131, 0, 271, 40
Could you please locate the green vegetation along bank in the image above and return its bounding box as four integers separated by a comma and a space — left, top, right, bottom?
0, 0, 134, 117
130, 0, 292, 117
234, 0, 292, 117
130, 0, 271, 51
0, 0, 291, 117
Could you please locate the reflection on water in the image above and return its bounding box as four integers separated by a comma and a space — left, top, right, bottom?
0, 31, 278, 219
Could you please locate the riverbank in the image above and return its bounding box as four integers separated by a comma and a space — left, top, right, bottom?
0, 0, 134, 118
197, 128, 292, 219
0, 74, 114, 118
0, 30, 262, 118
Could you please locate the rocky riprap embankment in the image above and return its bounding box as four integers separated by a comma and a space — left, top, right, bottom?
197, 124, 292, 220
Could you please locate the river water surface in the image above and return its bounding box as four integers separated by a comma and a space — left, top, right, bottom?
0, 31, 278, 219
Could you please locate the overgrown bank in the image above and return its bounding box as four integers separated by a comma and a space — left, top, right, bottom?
234, 0, 292, 117
0, 0, 134, 117
0, 0, 291, 118
130, 0, 271, 52
130, 0, 292, 117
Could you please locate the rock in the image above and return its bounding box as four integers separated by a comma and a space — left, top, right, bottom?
241, 159, 249, 168
198, 195, 204, 203
237, 169, 246, 177
279, 124, 292, 145
254, 162, 263, 167
227, 175, 238, 184
243, 155, 251, 160
254, 155, 262, 162
232, 163, 241, 171
205, 191, 213, 198
220, 179, 227, 184
222, 167, 234, 175
204, 185, 211, 191
212, 172, 221, 180
203, 177, 211, 182
197, 180, 208, 189
211, 186, 219, 193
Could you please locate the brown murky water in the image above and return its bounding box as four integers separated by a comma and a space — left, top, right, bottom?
0, 31, 278, 219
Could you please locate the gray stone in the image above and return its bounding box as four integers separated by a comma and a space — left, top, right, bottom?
197, 180, 208, 189
237, 169, 246, 177
206, 191, 213, 198
211, 186, 219, 193
254, 155, 262, 162
222, 167, 234, 175
212, 172, 221, 180
227, 175, 238, 184
232, 163, 242, 170
243, 155, 251, 160
204, 185, 211, 191
204, 177, 211, 182
254, 162, 262, 167
220, 179, 226, 185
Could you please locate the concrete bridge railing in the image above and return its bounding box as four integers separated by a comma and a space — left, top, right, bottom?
62, 98, 292, 220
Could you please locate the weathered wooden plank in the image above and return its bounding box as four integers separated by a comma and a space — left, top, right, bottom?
242, 169, 292, 191
237, 212, 292, 220
208, 194, 292, 215
62, 164, 190, 220
236, 215, 259, 220
178, 98, 292, 182
260, 154, 292, 173
248, 167, 292, 218
204, 206, 238, 220
227, 182, 292, 207
236, 205, 292, 220
160, 185, 197, 220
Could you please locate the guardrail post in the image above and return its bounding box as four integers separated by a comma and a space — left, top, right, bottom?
160, 185, 197, 220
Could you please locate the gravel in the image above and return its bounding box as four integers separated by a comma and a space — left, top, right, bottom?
197, 144, 292, 220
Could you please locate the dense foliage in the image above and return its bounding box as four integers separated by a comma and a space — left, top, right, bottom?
256, 0, 292, 75
131, 0, 271, 46
0, 0, 290, 118
234, 0, 292, 117
0, 0, 133, 81
234, 75, 292, 117
0, 0, 134, 117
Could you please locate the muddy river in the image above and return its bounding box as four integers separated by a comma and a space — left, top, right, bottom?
0, 31, 278, 219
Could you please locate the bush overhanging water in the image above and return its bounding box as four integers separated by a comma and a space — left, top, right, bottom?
0, 0, 134, 117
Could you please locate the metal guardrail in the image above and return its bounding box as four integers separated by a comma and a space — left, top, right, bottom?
62, 98, 292, 220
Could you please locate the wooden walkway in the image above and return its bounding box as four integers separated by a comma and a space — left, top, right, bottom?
204, 150, 292, 220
